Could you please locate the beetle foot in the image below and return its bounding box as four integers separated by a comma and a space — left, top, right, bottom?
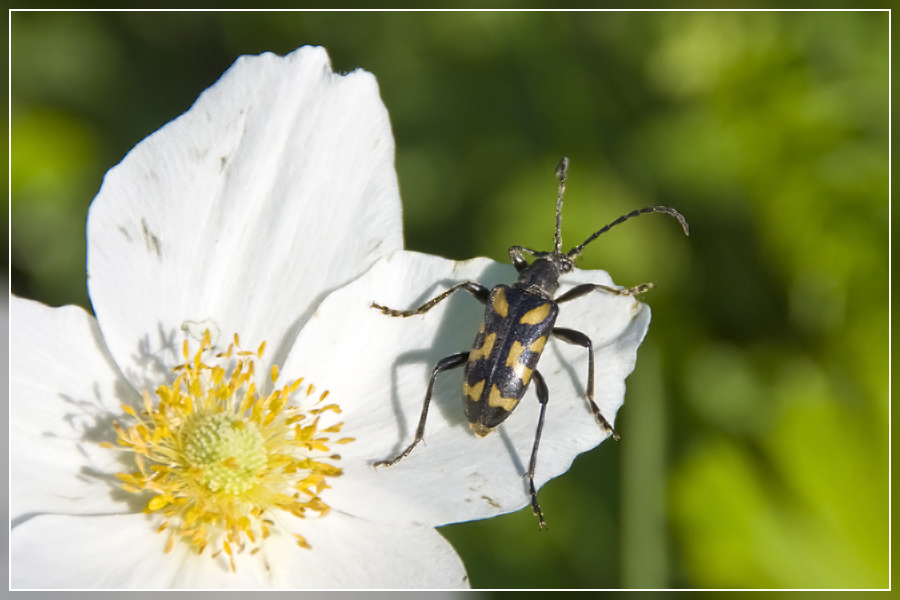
370, 302, 414, 317
372, 439, 423, 468
527, 476, 548, 529
588, 403, 621, 441
622, 282, 655, 296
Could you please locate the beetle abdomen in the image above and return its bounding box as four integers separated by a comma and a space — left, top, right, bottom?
463, 284, 558, 434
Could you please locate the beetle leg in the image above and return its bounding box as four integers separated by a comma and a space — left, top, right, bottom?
509, 246, 535, 272
555, 282, 655, 304
372, 282, 489, 317
373, 352, 470, 468
526, 369, 549, 529
551, 327, 620, 441
508, 245, 550, 272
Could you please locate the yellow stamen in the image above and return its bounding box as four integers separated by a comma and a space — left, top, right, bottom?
108, 332, 349, 568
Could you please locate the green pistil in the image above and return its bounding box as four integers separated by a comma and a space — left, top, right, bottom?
183, 412, 266, 494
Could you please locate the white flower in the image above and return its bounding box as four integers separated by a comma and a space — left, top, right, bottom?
10, 46, 468, 589
11, 44, 655, 590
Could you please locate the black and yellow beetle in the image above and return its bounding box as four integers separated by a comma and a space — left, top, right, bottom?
372, 158, 689, 527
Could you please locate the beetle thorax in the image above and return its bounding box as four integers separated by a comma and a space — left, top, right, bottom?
514, 253, 574, 298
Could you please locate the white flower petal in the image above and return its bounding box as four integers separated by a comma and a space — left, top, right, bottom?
87, 46, 403, 392
282, 250, 650, 525
10, 513, 266, 589
10, 511, 467, 589
241, 512, 468, 589
9, 297, 137, 520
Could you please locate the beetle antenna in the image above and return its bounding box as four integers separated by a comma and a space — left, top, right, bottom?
567, 205, 690, 259
554, 157, 568, 253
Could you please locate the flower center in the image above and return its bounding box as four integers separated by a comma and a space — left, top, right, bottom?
105, 331, 354, 571
182, 412, 267, 494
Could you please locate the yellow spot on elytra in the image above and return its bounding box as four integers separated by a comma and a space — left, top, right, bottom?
506, 341, 526, 368
520, 303, 551, 325
470, 333, 496, 361
488, 384, 519, 411
530, 336, 547, 354
492, 287, 509, 318
464, 379, 485, 402
519, 366, 534, 386
506, 340, 536, 386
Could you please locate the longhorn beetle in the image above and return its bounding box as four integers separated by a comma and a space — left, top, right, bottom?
372, 158, 689, 528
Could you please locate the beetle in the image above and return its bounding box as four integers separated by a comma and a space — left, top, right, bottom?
372, 158, 689, 527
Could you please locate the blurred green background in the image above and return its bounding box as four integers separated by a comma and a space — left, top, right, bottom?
10, 11, 888, 589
